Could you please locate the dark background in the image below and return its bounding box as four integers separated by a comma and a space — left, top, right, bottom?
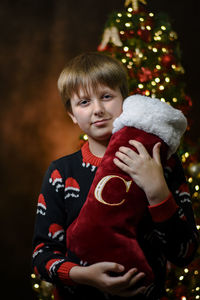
0, 0, 199, 298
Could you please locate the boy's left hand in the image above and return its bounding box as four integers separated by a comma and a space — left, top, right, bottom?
113, 140, 170, 205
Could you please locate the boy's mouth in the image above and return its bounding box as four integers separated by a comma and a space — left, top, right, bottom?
92, 118, 111, 126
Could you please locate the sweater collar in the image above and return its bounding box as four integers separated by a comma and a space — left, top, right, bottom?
81, 142, 102, 167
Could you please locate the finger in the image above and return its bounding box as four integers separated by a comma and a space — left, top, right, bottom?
129, 140, 150, 157
152, 142, 161, 164
113, 157, 132, 174
109, 268, 138, 288
118, 146, 138, 160
115, 151, 133, 166
128, 272, 146, 287
102, 262, 125, 273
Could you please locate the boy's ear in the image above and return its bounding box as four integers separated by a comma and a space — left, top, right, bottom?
68, 112, 78, 124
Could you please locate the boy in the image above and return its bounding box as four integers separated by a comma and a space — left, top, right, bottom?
32, 52, 198, 300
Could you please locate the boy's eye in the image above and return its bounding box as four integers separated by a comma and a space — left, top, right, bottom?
79, 99, 89, 106
103, 94, 112, 100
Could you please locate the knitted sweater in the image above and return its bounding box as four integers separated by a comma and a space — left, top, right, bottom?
32, 141, 199, 300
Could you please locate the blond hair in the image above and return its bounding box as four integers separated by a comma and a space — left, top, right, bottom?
57, 52, 128, 111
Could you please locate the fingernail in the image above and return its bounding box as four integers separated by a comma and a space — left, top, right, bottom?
119, 265, 125, 271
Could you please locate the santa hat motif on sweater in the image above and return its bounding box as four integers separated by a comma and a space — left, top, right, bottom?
36, 194, 46, 216
113, 94, 187, 158
48, 223, 64, 241
64, 177, 80, 199
49, 169, 64, 192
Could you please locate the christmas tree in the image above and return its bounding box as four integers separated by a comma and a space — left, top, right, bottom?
97, 0, 200, 299
31, 1, 200, 299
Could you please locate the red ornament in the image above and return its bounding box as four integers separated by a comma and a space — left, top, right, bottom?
161, 54, 176, 68
138, 67, 153, 82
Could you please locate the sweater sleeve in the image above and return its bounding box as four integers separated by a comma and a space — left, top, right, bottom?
32, 161, 77, 286
148, 154, 199, 266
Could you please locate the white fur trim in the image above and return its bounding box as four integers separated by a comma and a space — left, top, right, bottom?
112, 95, 187, 158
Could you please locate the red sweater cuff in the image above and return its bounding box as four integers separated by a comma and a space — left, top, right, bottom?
57, 261, 78, 285
148, 192, 178, 223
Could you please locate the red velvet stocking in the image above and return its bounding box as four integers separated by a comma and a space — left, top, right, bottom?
67, 126, 168, 285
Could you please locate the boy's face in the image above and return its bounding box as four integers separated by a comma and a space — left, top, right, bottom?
69, 84, 123, 143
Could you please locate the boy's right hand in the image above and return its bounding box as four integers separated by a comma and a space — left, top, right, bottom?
69, 262, 146, 297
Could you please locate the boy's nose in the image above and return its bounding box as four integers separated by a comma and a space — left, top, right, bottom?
93, 100, 105, 116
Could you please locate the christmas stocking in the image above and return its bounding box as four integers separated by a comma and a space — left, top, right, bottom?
67, 95, 187, 286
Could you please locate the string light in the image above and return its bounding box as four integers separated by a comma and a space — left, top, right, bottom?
124, 46, 129, 52
159, 85, 164, 90
83, 134, 88, 141
161, 25, 167, 31
146, 25, 151, 30
149, 12, 154, 17
127, 13, 132, 17
139, 17, 144, 22
34, 283, 40, 289
138, 83, 144, 89
188, 177, 193, 183
128, 7, 133, 12
162, 47, 167, 53
117, 13, 122, 17
145, 90, 150, 96
172, 97, 178, 102
125, 22, 131, 27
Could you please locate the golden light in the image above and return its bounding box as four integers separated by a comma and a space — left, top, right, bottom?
179, 275, 184, 281
124, 46, 129, 52
161, 26, 167, 30
155, 77, 160, 83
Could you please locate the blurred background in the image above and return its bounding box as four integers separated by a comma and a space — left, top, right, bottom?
0, 0, 199, 298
